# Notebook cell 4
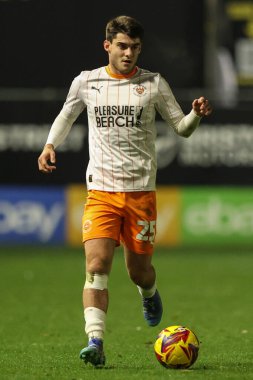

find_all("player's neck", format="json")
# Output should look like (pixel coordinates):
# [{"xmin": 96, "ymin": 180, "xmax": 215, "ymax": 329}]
[{"xmin": 106, "ymin": 65, "xmax": 138, "ymax": 79}]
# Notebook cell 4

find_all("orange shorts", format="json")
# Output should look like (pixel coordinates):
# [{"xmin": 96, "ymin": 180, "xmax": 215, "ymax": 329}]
[{"xmin": 82, "ymin": 190, "xmax": 157, "ymax": 255}]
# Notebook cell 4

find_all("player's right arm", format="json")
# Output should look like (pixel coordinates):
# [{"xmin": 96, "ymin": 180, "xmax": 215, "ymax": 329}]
[
  {"xmin": 38, "ymin": 144, "xmax": 56, "ymax": 173},
  {"xmin": 38, "ymin": 73, "xmax": 86, "ymax": 174},
  {"xmin": 37, "ymin": 111, "xmax": 76, "ymax": 173}
]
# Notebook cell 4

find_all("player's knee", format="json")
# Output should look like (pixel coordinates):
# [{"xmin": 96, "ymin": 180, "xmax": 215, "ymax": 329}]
[
  {"xmin": 128, "ymin": 265, "xmax": 155, "ymax": 287},
  {"xmin": 86, "ymin": 256, "xmax": 112, "ymax": 274}
]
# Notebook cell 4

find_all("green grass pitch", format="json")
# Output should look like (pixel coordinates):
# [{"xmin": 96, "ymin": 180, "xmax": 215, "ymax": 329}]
[{"xmin": 0, "ymin": 246, "xmax": 252, "ymax": 379}]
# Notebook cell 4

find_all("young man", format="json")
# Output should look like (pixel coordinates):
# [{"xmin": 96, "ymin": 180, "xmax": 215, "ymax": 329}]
[{"xmin": 38, "ymin": 15, "xmax": 212, "ymax": 367}]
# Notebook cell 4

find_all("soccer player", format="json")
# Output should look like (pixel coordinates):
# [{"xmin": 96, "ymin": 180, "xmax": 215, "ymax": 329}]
[{"xmin": 38, "ymin": 15, "xmax": 212, "ymax": 367}]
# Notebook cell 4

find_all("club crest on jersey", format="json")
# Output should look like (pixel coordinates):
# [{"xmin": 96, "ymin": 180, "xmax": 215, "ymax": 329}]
[{"xmin": 133, "ymin": 84, "xmax": 147, "ymax": 97}]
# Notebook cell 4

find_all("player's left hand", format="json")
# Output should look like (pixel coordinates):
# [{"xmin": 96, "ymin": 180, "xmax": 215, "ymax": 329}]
[{"xmin": 192, "ymin": 97, "xmax": 212, "ymax": 117}]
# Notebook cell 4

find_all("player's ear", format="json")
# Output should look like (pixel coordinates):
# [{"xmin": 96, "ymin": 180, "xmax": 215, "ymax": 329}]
[
  {"xmin": 138, "ymin": 42, "xmax": 142, "ymax": 54},
  {"xmin": 104, "ymin": 40, "xmax": 111, "ymax": 52}
]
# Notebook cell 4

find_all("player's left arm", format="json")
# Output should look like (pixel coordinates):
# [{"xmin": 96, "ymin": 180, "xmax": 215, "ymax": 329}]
[
  {"xmin": 176, "ymin": 96, "xmax": 213, "ymax": 137},
  {"xmin": 156, "ymin": 76, "xmax": 212, "ymax": 137},
  {"xmin": 192, "ymin": 96, "xmax": 212, "ymax": 117}
]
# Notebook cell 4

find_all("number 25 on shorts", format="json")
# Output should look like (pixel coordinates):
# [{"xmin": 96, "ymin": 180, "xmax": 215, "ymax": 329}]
[{"xmin": 136, "ymin": 220, "xmax": 156, "ymax": 243}]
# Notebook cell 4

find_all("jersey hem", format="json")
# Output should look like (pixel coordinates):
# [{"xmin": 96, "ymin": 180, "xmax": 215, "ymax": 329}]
[{"xmin": 86, "ymin": 186, "xmax": 156, "ymax": 192}]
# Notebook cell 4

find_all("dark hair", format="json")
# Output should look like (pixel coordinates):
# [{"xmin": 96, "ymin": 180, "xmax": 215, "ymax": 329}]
[{"xmin": 106, "ymin": 15, "xmax": 144, "ymax": 42}]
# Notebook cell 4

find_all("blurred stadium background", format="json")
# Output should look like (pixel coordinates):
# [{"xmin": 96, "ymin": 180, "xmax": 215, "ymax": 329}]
[{"xmin": 1, "ymin": 0, "xmax": 253, "ymax": 249}]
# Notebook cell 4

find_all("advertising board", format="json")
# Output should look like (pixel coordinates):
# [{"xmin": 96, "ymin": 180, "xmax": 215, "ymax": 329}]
[{"xmin": 0, "ymin": 186, "xmax": 65, "ymax": 244}]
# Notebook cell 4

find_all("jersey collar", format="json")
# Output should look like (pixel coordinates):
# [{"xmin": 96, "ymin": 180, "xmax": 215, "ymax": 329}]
[{"xmin": 105, "ymin": 65, "xmax": 138, "ymax": 79}]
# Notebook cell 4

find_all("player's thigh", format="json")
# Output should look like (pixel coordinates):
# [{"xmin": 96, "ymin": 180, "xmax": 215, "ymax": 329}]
[
  {"xmin": 84, "ymin": 238, "xmax": 116, "ymax": 274},
  {"xmin": 121, "ymin": 191, "xmax": 157, "ymax": 255},
  {"xmin": 82, "ymin": 190, "xmax": 122, "ymax": 246}
]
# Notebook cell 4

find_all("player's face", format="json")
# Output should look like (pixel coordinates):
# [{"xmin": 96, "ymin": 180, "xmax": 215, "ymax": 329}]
[{"xmin": 104, "ymin": 33, "xmax": 141, "ymax": 75}]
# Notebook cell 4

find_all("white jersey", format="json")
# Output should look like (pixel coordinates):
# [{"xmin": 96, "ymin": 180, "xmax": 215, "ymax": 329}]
[{"xmin": 47, "ymin": 66, "xmax": 200, "ymax": 191}]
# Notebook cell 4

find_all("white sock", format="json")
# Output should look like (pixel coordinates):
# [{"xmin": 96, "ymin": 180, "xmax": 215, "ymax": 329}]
[
  {"xmin": 137, "ymin": 283, "xmax": 157, "ymax": 298},
  {"xmin": 84, "ymin": 307, "xmax": 106, "ymax": 340}
]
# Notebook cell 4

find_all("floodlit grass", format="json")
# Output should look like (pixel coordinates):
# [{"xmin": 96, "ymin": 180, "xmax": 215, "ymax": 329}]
[{"xmin": 0, "ymin": 246, "xmax": 252, "ymax": 379}]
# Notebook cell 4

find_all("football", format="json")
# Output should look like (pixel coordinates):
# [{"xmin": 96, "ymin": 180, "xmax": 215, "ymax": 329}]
[{"xmin": 154, "ymin": 325, "xmax": 200, "ymax": 369}]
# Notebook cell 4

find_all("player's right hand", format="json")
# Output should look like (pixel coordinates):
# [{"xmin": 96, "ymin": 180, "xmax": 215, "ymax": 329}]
[{"xmin": 38, "ymin": 144, "xmax": 56, "ymax": 173}]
